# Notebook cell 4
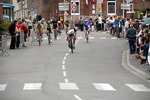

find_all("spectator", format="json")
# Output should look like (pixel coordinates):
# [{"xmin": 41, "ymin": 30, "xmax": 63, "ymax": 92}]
[
  {"xmin": 109, "ymin": 16, "xmax": 114, "ymax": 36},
  {"xmin": 22, "ymin": 22, "xmax": 28, "ymax": 43},
  {"xmin": 28, "ymin": 17, "xmax": 32, "ymax": 37},
  {"xmin": 113, "ymin": 16, "xmax": 118, "ymax": 36},
  {"xmin": 16, "ymin": 20, "xmax": 22, "ymax": 48},
  {"xmin": 98, "ymin": 15, "xmax": 102, "ymax": 31},
  {"xmin": 79, "ymin": 17, "xmax": 84, "ymax": 31},
  {"xmin": 95, "ymin": 16, "xmax": 99, "ymax": 32},
  {"xmin": 126, "ymin": 24, "xmax": 136, "ymax": 54},
  {"xmin": 118, "ymin": 17, "xmax": 123, "ymax": 38},
  {"xmin": 9, "ymin": 20, "xmax": 18, "ymax": 49}
]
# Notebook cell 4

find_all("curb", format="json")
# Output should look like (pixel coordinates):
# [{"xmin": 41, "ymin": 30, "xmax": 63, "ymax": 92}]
[{"xmin": 126, "ymin": 49, "xmax": 150, "ymax": 79}]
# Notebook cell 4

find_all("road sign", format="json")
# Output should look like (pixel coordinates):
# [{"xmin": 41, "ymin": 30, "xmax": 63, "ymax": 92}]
[
  {"xmin": 64, "ymin": 11, "xmax": 68, "ymax": 16},
  {"xmin": 59, "ymin": 2, "xmax": 69, "ymax": 11},
  {"xmin": 30, "ymin": 7, "xmax": 34, "ymax": 11},
  {"xmin": 121, "ymin": 4, "xmax": 131, "ymax": 9},
  {"xmin": 71, "ymin": 2, "xmax": 77, "ymax": 12}
]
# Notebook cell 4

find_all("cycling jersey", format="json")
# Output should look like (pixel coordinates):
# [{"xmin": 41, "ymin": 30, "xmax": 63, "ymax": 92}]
[
  {"xmin": 67, "ymin": 29, "xmax": 76, "ymax": 36},
  {"xmin": 65, "ymin": 21, "xmax": 70, "ymax": 27},
  {"xmin": 52, "ymin": 20, "xmax": 58, "ymax": 29},
  {"xmin": 46, "ymin": 24, "xmax": 52, "ymax": 33},
  {"xmin": 37, "ymin": 24, "xmax": 42, "ymax": 32}
]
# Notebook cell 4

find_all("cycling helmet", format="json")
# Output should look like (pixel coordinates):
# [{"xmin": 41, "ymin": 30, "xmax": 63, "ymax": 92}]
[
  {"xmin": 48, "ymin": 21, "xmax": 50, "ymax": 24},
  {"xmin": 74, "ymin": 27, "xmax": 78, "ymax": 32}
]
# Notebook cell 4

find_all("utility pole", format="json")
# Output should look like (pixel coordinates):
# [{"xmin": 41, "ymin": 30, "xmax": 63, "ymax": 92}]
[{"xmin": 20, "ymin": 0, "xmax": 23, "ymax": 20}]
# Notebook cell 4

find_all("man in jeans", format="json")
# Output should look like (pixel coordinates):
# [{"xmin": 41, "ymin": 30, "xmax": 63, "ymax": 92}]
[{"xmin": 126, "ymin": 24, "xmax": 136, "ymax": 54}]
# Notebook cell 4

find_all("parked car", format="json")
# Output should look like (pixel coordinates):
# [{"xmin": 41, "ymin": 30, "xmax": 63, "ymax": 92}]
[{"xmin": 139, "ymin": 18, "xmax": 150, "ymax": 28}]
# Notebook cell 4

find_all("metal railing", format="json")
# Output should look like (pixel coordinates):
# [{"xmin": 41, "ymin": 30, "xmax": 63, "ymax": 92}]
[{"xmin": 0, "ymin": 35, "xmax": 9, "ymax": 56}]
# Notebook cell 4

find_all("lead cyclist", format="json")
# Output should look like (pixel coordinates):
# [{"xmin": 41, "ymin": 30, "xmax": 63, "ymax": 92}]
[{"xmin": 66, "ymin": 27, "xmax": 78, "ymax": 49}]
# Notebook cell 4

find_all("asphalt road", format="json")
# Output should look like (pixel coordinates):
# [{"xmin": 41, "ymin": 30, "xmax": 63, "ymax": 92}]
[{"xmin": 0, "ymin": 30, "xmax": 150, "ymax": 100}]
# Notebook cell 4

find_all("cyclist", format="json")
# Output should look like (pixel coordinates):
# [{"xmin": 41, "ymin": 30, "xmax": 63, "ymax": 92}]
[
  {"xmin": 46, "ymin": 21, "xmax": 53, "ymax": 43},
  {"xmin": 66, "ymin": 27, "xmax": 78, "ymax": 49},
  {"xmin": 52, "ymin": 18, "xmax": 59, "ymax": 40},
  {"xmin": 35, "ymin": 21, "xmax": 43, "ymax": 42},
  {"xmin": 84, "ymin": 17, "xmax": 90, "ymax": 40},
  {"xmin": 58, "ymin": 20, "xmax": 62, "ymax": 34},
  {"xmin": 64, "ymin": 20, "xmax": 71, "ymax": 34}
]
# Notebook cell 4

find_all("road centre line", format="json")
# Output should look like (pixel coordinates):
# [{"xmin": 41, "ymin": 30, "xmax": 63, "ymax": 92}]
[
  {"xmin": 65, "ymin": 53, "xmax": 69, "ymax": 56},
  {"xmin": 64, "ymin": 56, "xmax": 66, "ymax": 60},
  {"xmin": 74, "ymin": 95, "xmax": 82, "ymax": 100},
  {"xmin": 62, "ymin": 60, "xmax": 65, "ymax": 65},
  {"xmin": 65, "ymin": 79, "xmax": 69, "ymax": 83},
  {"xmin": 63, "ymin": 71, "xmax": 67, "ymax": 77},
  {"xmin": 62, "ymin": 65, "xmax": 65, "ymax": 70}
]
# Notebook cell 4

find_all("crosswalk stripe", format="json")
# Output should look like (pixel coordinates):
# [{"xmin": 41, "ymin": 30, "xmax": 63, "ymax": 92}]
[
  {"xmin": 111, "ymin": 37, "xmax": 118, "ymax": 39},
  {"xmin": 59, "ymin": 83, "xmax": 79, "ymax": 90},
  {"xmin": 100, "ymin": 37, "xmax": 106, "ymax": 39},
  {"xmin": 93, "ymin": 83, "xmax": 116, "ymax": 91},
  {"xmin": 89, "ymin": 37, "xmax": 95, "ymax": 39},
  {"xmin": 23, "ymin": 83, "xmax": 42, "ymax": 90},
  {"xmin": 126, "ymin": 84, "xmax": 150, "ymax": 92},
  {"xmin": 0, "ymin": 84, "xmax": 7, "ymax": 91}
]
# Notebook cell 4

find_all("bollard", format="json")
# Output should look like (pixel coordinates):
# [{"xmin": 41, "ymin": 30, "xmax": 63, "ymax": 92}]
[{"xmin": 0, "ymin": 35, "xmax": 9, "ymax": 56}]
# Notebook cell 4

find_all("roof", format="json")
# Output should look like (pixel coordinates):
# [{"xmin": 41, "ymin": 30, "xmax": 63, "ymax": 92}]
[{"xmin": 0, "ymin": 3, "xmax": 15, "ymax": 8}]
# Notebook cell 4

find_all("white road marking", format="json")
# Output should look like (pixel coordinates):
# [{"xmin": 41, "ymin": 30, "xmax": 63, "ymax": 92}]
[
  {"xmin": 0, "ymin": 84, "xmax": 7, "ymax": 91},
  {"xmin": 74, "ymin": 95, "xmax": 82, "ymax": 100},
  {"xmin": 65, "ymin": 79, "xmax": 69, "ymax": 83},
  {"xmin": 111, "ymin": 37, "xmax": 118, "ymax": 39},
  {"xmin": 93, "ymin": 83, "xmax": 116, "ymax": 91},
  {"xmin": 66, "ymin": 53, "xmax": 69, "ymax": 56},
  {"xmin": 23, "ymin": 83, "xmax": 42, "ymax": 90},
  {"xmin": 63, "ymin": 71, "xmax": 67, "ymax": 77},
  {"xmin": 100, "ymin": 37, "xmax": 106, "ymax": 39},
  {"xmin": 62, "ymin": 60, "xmax": 65, "ymax": 65},
  {"xmin": 57, "ymin": 37, "xmax": 61, "ymax": 40},
  {"xmin": 62, "ymin": 65, "xmax": 65, "ymax": 70},
  {"xmin": 59, "ymin": 83, "xmax": 79, "ymax": 90},
  {"xmin": 64, "ymin": 56, "xmax": 66, "ymax": 60},
  {"xmin": 126, "ymin": 84, "xmax": 150, "ymax": 92},
  {"xmin": 89, "ymin": 37, "xmax": 95, "ymax": 39},
  {"xmin": 44, "ymin": 37, "xmax": 48, "ymax": 40}
]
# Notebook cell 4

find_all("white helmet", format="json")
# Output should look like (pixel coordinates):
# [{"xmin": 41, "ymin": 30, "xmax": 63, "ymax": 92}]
[{"xmin": 74, "ymin": 27, "xmax": 78, "ymax": 32}]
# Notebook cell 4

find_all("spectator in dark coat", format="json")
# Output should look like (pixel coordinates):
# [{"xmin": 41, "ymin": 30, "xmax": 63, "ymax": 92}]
[
  {"xmin": 22, "ymin": 22, "xmax": 28, "ymax": 42},
  {"xmin": 126, "ymin": 24, "xmax": 137, "ymax": 54},
  {"xmin": 9, "ymin": 20, "xmax": 18, "ymax": 49}
]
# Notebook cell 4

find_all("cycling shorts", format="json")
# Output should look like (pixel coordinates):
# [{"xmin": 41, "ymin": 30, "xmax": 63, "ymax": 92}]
[
  {"xmin": 37, "ymin": 28, "xmax": 42, "ymax": 32},
  {"xmin": 85, "ymin": 26, "xmax": 89, "ymax": 31}
]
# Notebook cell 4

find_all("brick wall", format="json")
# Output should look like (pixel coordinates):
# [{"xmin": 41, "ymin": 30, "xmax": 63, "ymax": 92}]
[
  {"xmin": 134, "ymin": 0, "xmax": 150, "ymax": 9},
  {"xmin": 0, "ymin": 4, "xmax": 3, "ymax": 22}
]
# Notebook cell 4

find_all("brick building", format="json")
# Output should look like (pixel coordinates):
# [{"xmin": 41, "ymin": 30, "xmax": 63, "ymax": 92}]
[{"xmin": 27, "ymin": 0, "xmax": 150, "ymax": 25}]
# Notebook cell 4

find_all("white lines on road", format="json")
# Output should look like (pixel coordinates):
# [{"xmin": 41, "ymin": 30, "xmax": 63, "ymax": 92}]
[
  {"xmin": 93, "ymin": 83, "xmax": 116, "ymax": 91},
  {"xmin": 62, "ymin": 60, "xmax": 65, "ymax": 65},
  {"xmin": 74, "ymin": 95, "xmax": 82, "ymax": 100},
  {"xmin": 64, "ymin": 79, "xmax": 69, "ymax": 83},
  {"xmin": 59, "ymin": 83, "xmax": 79, "ymax": 90},
  {"xmin": 126, "ymin": 84, "xmax": 150, "ymax": 92},
  {"xmin": 63, "ymin": 71, "xmax": 67, "ymax": 77},
  {"xmin": 111, "ymin": 37, "xmax": 118, "ymax": 39},
  {"xmin": 64, "ymin": 56, "xmax": 67, "ymax": 60},
  {"xmin": 0, "ymin": 84, "xmax": 7, "ymax": 91},
  {"xmin": 62, "ymin": 65, "xmax": 65, "ymax": 70},
  {"xmin": 100, "ymin": 37, "xmax": 106, "ymax": 39},
  {"xmin": 23, "ymin": 83, "xmax": 42, "ymax": 90},
  {"xmin": 65, "ymin": 53, "xmax": 69, "ymax": 56},
  {"xmin": 89, "ymin": 37, "xmax": 95, "ymax": 39}
]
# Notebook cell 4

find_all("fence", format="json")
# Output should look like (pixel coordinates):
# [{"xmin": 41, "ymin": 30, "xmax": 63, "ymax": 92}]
[{"xmin": 0, "ymin": 35, "xmax": 9, "ymax": 56}]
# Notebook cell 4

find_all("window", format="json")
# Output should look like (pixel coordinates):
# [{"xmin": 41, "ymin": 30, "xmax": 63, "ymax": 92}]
[
  {"xmin": 107, "ymin": 1, "xmax": 116, "ymax": 15},
  {"xmin": 71, "ymin": 0, "xmax": 80, "ymax": 15}
]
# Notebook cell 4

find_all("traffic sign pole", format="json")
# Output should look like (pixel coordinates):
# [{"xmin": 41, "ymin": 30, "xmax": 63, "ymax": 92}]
[{"xmin": 71, "ymin": 1, "xmax": 77, "ymax": 28}]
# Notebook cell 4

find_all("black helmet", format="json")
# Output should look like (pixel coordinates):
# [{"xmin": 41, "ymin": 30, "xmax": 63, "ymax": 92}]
[{"xmin": 74, "ymin": 27, "xmax": 78, "ymax": 32}]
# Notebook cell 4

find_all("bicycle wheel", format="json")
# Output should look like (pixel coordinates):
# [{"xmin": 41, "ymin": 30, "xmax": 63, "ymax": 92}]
[
  {"xmin": 54, "ymin": 29, "xmax": 57, "ymax": 40},
  {"xmin": 39, "ymin": 35, "xmax": 41, "ymax": 46},
  {"xmin": 70, "ymin": 37, "xmax": 73, "ymax": 53},
  {"xmin": 48, "ymin": 33, "xmax": 50, "ymax": 45},
  {"xmin": 87, "ymin": 32, "xmax": 89, "ymax": 43}
]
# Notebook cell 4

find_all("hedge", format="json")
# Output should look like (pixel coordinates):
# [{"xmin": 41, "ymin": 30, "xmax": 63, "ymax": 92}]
[{"xmin": 0, "ymin": 21, "xmax": 12, "ymax": 31}]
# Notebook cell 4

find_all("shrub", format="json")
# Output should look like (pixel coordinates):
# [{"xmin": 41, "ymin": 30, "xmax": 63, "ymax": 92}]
[{"xmin": 0, "ymin": 21, "xmax": 12, "ymax": 31}]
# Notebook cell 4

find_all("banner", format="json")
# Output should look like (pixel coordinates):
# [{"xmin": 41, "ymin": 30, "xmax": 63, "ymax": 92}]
[{"xmin": 98, "ymin": 2, "xmax": 102, "ymax": 13}]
